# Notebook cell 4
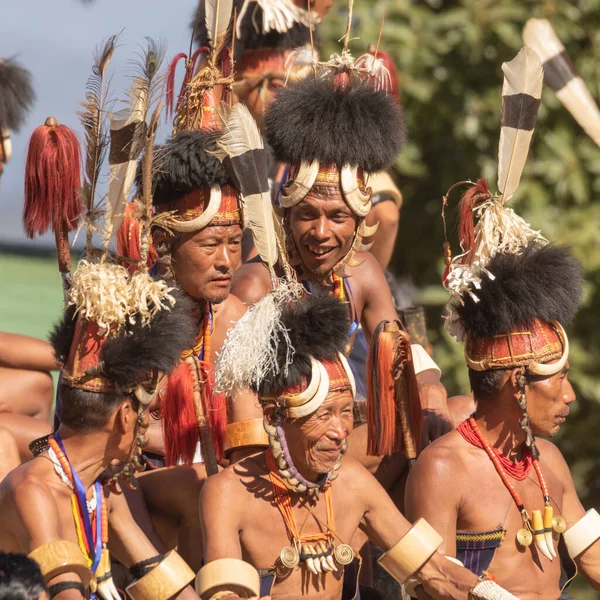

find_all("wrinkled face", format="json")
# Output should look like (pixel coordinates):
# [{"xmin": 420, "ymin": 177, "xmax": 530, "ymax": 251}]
[
  {"xmin": 282, "ymin": 390, "xmax": 354, "ymax": 478},
  {"xmin": 527, "ymin": 363, "xmax": 576, "ymax": 437},
  {"xmin": 171, "ymin": 224, "xmax": 243, "ymax": 304},
  {"xmin": 288, "ymin": 191, "xmax": 357, "ymax": 277}
]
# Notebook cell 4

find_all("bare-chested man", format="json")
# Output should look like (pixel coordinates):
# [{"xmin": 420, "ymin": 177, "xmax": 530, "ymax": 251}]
[
  {"xmin": 232, "ymin": 48, "xmax": 452, "ymax": 461},
  {"xmin": 197, "ymin": 292, "xmax": 517, "ymax": 600},
  {"xmin": 407, "ymin": 49, "xmax": 600, "ymax": 598},
  {"xmin": 0, "ymin": 244, "xmax": 199, "ymax": 600}
]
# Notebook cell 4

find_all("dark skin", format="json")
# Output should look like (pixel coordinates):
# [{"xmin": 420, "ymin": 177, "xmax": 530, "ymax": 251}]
[
  {"xmin": 406, "ymin": 363, "xmax": 600, "ymax": 599},
  {"xmin": 201, "ymin": 391, "xmax": 482, "ymax": 600},
  {"xmin": 232, "ymin": 191, "xmax": 453, "ymax": 448},
  {"xmin": 0, "ymin": 398, "xmax": 199, "ymax": 600},
  {"xmin": 130, "ymin": 224, "xmax": 263, "ymax": 569}
]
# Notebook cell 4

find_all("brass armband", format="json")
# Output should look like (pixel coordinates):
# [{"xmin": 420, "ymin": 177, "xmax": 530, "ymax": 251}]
[
  {"xmin": 378, "ymin": 518, "xmax": 443, "ymax": 584},
  {"xmin": 224, "ymin": 419, "xmax": 269, "ymax": 457},
  {"xmin": 126, "ymin": 550, "xmax": 195, "ymax": 600},
  {"xmin": 28, "ymin": 540, "xmax": 92, "ymax": 588},
  {"xmin": 196, "ymin": 558, "xmax": 260, "ymax": 600},
  {"xmin": 563, "ymin": 508, "xmax": 600, "ymax": 559}
]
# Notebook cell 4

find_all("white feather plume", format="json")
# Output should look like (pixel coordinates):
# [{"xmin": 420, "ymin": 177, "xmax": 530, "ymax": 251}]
[{"xmin": 205, "ymin": 0, "xmax": 233, "ymax": 53}]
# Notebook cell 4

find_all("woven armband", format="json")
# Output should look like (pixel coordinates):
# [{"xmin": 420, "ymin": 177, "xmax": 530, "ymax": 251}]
[
  {"xmin": 29, "ymin": 540, "xmax": 92, "ymax": 588},
  {"xmin": 563, "ymin": 509, "xmax": 600, "ymax": 559},
  {"xmin": 224, "ymin": 419, "xmax": 268, "ymax": 457},
  {"xmin": 48, "ymin": 581, "xmax": 86, "ymax": 599},
  {"xmin": 196, "ymin": 558, "xmax": 260, "ymax": 600},
  {"xmin": 126, "ymin": 550, "xmax": 195, "ymax": 600},
  {"xmin": 378, "ymin": 519, "xmax": 443, "ymax": 584}
]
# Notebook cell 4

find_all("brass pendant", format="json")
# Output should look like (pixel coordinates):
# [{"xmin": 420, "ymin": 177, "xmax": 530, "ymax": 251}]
[
  {"xmin": 552, "ymin": 515, "xmax": 567, "ymax": 533},
  {"xmin": 517, "ymin": 528, "xmax": 533, "ymax": 547},
  {"xmin": 334, "ymin": 544, "xmax": 354, "ymax": 565},
  {"xmin": 280, "ymin": 546, "xmax": 300, "ymax": 569}
]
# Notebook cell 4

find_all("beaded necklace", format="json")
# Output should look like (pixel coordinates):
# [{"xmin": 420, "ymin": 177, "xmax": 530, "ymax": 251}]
[
  {"xmin": 47, "ymin": 434, "xmax": 108, "ymax": 585},
  {"xmin": 458, "ymin": 417, "xmax": 566, "ymax": 556},
  {"xmin": 266, "ymin": 451, "xmax": 354, "ymax": 576},
  {"xmin": 180, "ymin": 303, "xmax": 213, "ymax": 361}
]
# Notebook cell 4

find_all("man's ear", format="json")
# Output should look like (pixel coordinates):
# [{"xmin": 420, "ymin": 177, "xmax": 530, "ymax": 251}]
[
  {"xmin": 508, "ymin": 368, "xmax": 525, "ymax": 399},
  {"xmin": 114, "ymin": 398, "xmax": 136, "ymax": 434}
]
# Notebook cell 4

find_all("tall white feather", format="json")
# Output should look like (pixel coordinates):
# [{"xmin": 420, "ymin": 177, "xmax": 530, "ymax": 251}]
[
  {"xmin": 212, "ymin": 103, "xmax": 279, "ymax": 281},
  {"xmin": 205, "ymin": 0, "xmax": 233, "ymax": 53},
  {"xmin": 497, "ymin": 47, "xmax": 543, "ymax": 203}
]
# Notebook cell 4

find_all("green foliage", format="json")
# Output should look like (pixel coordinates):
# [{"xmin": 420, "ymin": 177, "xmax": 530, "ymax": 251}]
[{"xmin": 321, "ymin": 0, "xmax": 600, "ymax": 510}]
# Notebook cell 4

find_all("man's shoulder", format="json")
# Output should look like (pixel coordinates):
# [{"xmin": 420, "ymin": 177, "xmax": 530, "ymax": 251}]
[
  {"xmin": 216, "ymin": 293, "xmax": 248, "ymax": 323},
  {"xmin": 231, "ymin": 260, "xmax": 271, "ymax": 305},
  {"xmin": 0, "ymin": 460, "xmax": 57, "ymax": 515},
  {"xmin": 413, "ymin": 430, "xmax": 469, "ymax": 474},
  {"xmin": 206, "ymin": 453, "xmax": 267, "ymax": 495},
  {"xmin": 536, "ymin": 437, "xmax": 570, "ymax": 472},
  {"xmin": 348, "ymin": 252, "xmax": 380, "ymax": 283}
]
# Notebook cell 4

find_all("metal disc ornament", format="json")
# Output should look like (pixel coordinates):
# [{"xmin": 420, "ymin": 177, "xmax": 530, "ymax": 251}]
[
  {"xmin": 334, "ymin": 544, "xmax": 354, "ymax": 565},
  {"xmin": 516, "ymin": 528, "xmax": 533, "ymax": 547},
  {"xmin": 280, "ymin": 546, "xmax": 300, "ymax": 569},
  {"xmin": 552, "ymin": 515, "xmax": 567, "ymax": 533}
]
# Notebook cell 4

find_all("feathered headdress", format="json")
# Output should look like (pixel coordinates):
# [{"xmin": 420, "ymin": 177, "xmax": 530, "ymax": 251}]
[
  {"xmin": 0, "ymin": 57, "xmax": 35, "ymax": 132},
  {"xmin": 523, "ymin": 18, "xmax": 600, "ymax": 149},
  {"xmin": 265, "ymin": 3, "xmax": 405, "ymax": 276},
  {"xmin": 442, "ymin": 47, "xmax": 583, "ymax": 377},
  {"xmin": 442, "ymin": 47, "xmax": 546, "ymax": 340},
  {"xmin": 23, "ymin": 37, "xmax": 190, "ymax": 403}
]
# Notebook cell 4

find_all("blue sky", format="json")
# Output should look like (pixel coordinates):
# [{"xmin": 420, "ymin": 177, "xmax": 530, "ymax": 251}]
[{"xmin": 0, "ymin": 0, "xmax": 197, "ymax": 247}]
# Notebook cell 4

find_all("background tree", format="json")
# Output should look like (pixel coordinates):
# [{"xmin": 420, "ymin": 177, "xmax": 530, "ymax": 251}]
[{"xmin": 322, "ymin": 0, "xmax": 600, "ymax": 516}]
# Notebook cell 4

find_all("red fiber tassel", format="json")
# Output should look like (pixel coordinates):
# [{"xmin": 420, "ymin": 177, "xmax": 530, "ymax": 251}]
[
  {"xmin": 166, "ymin": 53, "xmax": 188, "ymax": 118},
  {"xmin": 199, "ymin": 361, "xmax": 227, "ymax": 463},
  {"xmin": 366, "ymin": 323, "xmax": 423, "ymax": 458},
  {"xmin": 23, "ymin": 117, "xmax": 82, "ymax": 239},
  {"xmin": 458, "ymin": 178, "xmax": 489, "ymax": 263},
  {"xmin": 161, "ymin": 361, "xmax": 200, "ymax": 466},
  {"xmin": 116, "ymin": 201, "xmax": 157, "ymax": 273}
]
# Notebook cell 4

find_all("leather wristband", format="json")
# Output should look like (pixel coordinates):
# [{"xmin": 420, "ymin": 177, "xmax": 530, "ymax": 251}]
[
  {"xmin": 196, "ymin": 558, "xmax": 260, "ymax": 600},
  {"xmin": 126, "ymin": 550, "xmax": 194, "ymax": 600},
  {"xmin": 224, "ymin": 419, "xmax": 269, "ymax": 457},
  {"xmin": 48, "ymin": 581, "xmax": 86, "ymax": 599},
  {"xmin": 28, "ymin": 540, "xmax": 92, "ymax": 588},
  {"xmin": 563, "ymin": 508, "xmax": 600, "ymax": 559},
  {"xmin": 378, "ymin": 518, "xmax": 443, "ymax": 584}
]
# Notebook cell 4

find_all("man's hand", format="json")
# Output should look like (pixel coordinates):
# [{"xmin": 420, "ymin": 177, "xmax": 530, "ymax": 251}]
[
  {"xmin": 417, "ymin": 371, "xmax": 453, "ymax": 445},
  {"xmin": 417, "ymin": 553, "xmax": 478, "ymax": 600}
]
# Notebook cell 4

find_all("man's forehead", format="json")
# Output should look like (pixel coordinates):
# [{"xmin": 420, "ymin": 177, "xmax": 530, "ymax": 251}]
[
  {"xmin": 318, "ymin": 390, "xmax": 354, "ymax": 410},
  {"xmin": 297, "ymin": 194, "xmax": 349, "ymax": 212},
  {"xmin": 190, "ymin": 224, "xmax": 243, "ymax": 241}
]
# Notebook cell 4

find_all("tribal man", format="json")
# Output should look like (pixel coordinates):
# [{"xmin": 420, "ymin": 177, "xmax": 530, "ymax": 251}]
[
  {"xmin": 232, "ymin": 41, "xmax": 452, "ymax": 456},
  {"xmin": 0, "ymin": 67, "xmax": 200, "ymax": 598},
  {"xmin": 406, "ymin": 48, "xmax": 600, "ymax": 598},
  {"xmin": 197, "ymin": 292, "xmax": 517, "ymax": 600}
]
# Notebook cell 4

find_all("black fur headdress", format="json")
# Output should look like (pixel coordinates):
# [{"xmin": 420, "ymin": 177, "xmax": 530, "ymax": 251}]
[
  {"xmin": 192, "ymin": 0, "xmax": 312, "ymax": 57},
  {"xmin": 455, "ymin": 244, "xmax": 583, "ymax": 340},
  {"xmin": 265, "ymin": 75, "xmax": 405, "ymax": 173},
  {"xmin": 137, "ymin": 130, "xmax": 230, "ymax": 206},
  {"xmin": 0, "ymin": 57, "xmax": 35, "ymax": 131},
  {"xmin": 257, "ymin": 291, "xmax": 350, "ymax": 397},
  {"xmin": 50, "ymin": 289, "xmax": 196, "ymax": 392}
]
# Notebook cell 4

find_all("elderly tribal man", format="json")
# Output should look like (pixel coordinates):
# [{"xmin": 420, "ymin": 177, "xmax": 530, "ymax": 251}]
[
  {"xmin": 196, "ymin": 292, "xmax": 518, "ymax": 600},
  {"xmin": 406, "ymin": 48, "xmax": 600, "ymax": 599}
]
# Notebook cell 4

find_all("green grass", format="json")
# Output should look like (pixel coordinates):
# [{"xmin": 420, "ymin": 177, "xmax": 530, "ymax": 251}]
[{"xmin": 0, "ymin": 252, "xmax": 64, "ymax": 339}]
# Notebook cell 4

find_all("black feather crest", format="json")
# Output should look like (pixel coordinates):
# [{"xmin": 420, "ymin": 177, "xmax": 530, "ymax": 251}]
[
  {"xmin": 258, "ymin": 291, "xmax": 350, "ymax": 396},
  {"xmin": 455, "ymin": 244, "xmax": 583, "ymax": 340},
  {"xmin": 100, "ymin": 290, "xmax": 196, "ymax": 390},
  {"xmin": 265, "ymin": 75, "xmax": 405, "ymax": 173},
  {"xmin": 139, "ymin": 130, "xmax": 230, "ymax": 205},
  {"xmin": 50, "ymin": 304, "xmax": 79, "ymax": 365},
  {"xmin": 0, "ymin": 57, "xmax": 35, "ymax": 131}
]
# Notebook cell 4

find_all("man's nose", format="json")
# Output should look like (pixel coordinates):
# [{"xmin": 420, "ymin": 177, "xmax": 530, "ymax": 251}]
[
  {"xmin": 214, "ymin": 245, "xmax": 233, "ymax": 271},
  {"xmin": 564, "ymin": 380, "xmax": 576, "ymax": 406},
  {"xmin": 312, "ymin": 216, "xmax": 331, "ymax": 241}
]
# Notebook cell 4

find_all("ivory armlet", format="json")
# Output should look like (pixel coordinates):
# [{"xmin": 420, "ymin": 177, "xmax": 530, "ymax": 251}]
[
  {"xmin": 224, "ymin": 419, "xmax": 268, "ymax": 457},
  {"xmin": 563, "ymin": 508, "xmax": 600, "ymax": 559},
  {"xmin": 28, "ymin": 540, "xmax": 92, "ymax": 588},
  {"xmin": 378, "ymin": 518, "xmax": 443, "ymax": 584},
  {"xmin": 126, "ymin": 550, "xmax": 195, "ymax": 600},
  {"xmin": 196, "ymin": 558, "xmax": 260, "ymax": 600}
]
